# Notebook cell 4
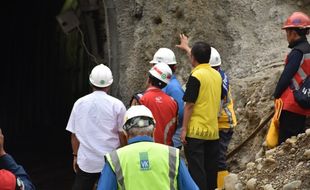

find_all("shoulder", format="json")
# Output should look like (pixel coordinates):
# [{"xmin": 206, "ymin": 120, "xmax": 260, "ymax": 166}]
[
  {"xmin": 162, "ymin": 91, "xmax": 177, "ymax": 102},
  {"xmin": 289, "ymin": 48, "xmax": 304, "ymax": 57},
  {"xmin": 115, "ymin": 142, "xmax": 148, "ymax": 154},
  {"xmin": 287, "ymin": 49, "xmax": 304, "ymax": 65},
  {"xmin": 167, "ymin": 79, "xmax": 184, "ymax": 91},
  {"xmin": 102, "ymin": 93, "xmax": 120, "ymax": 103},
  {"xmin": 168, "ymin": 96, "xmax": 178, "ymax": 107},
  {"xmin": 141, "ymin": 89, "xmax": 161, "ymax": 99},
  {"xmin": 169, "ymin": 77, "xmax": 181, "ymax": 86},
  {"xmin": 213, "ymin": 69, "xmax": 222, "ymax": 80},
  {"xmin": 186, "ymin": 75, "xmax": 200, "ymax": 88},
  {"xmin": 151, "ymin": 142, "xmax": 178, "ymax": 152},
  {"xmin": 109, "ymin": 96, "xmax": 126, "ymax": 109},
  {"xmin": 95, "ymin": 94, "xmax": 125, "ymax": 112},
  {"xmin": 219, "ymin": 70, "xmax": 229, "ymax": 81},
  {"xmin": 188, "ymin": 73, "xmax": 200, "ymax": 82},
  {"xmin": 73, "ymin": 93, "xmax": 93, "ymax": 107},
  {"xmin": 110, "ymin": 96, "xmax": 125, "ymax": 105},
  {"xmin": 219, "ymin": 69, "xmax": 228, "ymax": 77},
  {"xmin": 293, "ymin": 41, "xmax": 310, "ymax": 53}
]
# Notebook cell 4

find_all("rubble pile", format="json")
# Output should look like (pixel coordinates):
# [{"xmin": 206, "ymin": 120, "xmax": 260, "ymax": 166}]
[{"xmin": 225, "ymin": 129, "xmax": 310, "ymax": 190}]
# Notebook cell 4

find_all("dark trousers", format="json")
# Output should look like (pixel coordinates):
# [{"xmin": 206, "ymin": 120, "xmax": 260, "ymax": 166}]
[
  {"xmin": 72, "ymin": 168, "xmax": 100, "ymax": 190},
  {"xmin": 218, "ymin": 129, "xmax": 233, "ymax": 171},
  {"xmin": 184, "ymin": 137, "xmax": 219, "ymax": 190},
  {"xmin": 278, "ymin": 110, "xmax": 306, "ymax": 144}
]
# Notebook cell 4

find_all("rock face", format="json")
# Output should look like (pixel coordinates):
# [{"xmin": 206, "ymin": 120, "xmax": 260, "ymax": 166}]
[
  {"xmin": 113, "ymin": 0, "xmax": 310, "ymax": 168},
  {"xmin": 114, "ymin": 0, "xmax": 309, "ymax": 106},
  {"xmin": 109, "ymin": 0, "xmax": 310, "ymax": 189}
]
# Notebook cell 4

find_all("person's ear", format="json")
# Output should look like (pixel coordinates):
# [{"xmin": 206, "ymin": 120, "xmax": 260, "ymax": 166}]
[
  {"xmin": 147, "ymin": 76, "xmax": 151, "ymax": 84},
  {"xmin": 124, "ymin": 131, "xmax": 129, "ymax": 142},
  {"xmin": 151, "ymin": 126, "xmax": 155, "ymax": 138}
]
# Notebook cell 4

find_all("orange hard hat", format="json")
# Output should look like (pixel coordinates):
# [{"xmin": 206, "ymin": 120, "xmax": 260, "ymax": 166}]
[
  {"xmin": 282, "ymin": 12, "xmax": 310, "ymax": 29},
  {"xmin": 0, "ymin": 169, "xmax": 16, "ymax": 190}
]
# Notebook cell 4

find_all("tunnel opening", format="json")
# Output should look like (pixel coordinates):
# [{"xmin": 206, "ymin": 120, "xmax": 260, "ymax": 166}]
[{"xmin": 2, "ymin": 1, "xmax": 109, "ymax": 189}]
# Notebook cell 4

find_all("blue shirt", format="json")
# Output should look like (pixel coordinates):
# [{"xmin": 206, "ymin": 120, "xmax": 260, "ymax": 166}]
[
  {"xmin": 218, "ymin": 69, "xmax": 229, "ymax": 99},
  {"xmin": 0, "ymin": 154, "xmax": 36, "ymax": 190},
  {"xmin": 97, "ymin": 136, "xmax": 199, "ymax": 190},
  {"xmin": 162, "ymin": 75, "xmax": 184, "ymax": 147}
]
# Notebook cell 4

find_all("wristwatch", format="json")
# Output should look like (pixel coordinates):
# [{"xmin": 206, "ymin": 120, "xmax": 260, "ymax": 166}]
[{"xmin": 16, "ymin": 177, "xmax": 24, "ymax": 190}]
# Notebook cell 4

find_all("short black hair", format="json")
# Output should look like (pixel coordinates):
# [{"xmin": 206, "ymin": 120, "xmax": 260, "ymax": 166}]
[
  {"xmin": 168, "ymin": 65, "xmax": 176, "ymax": 73},
  {"xmin": 289, "ymin": 28, "xmax": 309, "ymax": 36},
  {"xmin": 149, "ymin": 74, "xmax": 167, "ymax": 89},
  {"xmin": 191, "ymin": 42, "xmax": 211, "ymax": 64}
]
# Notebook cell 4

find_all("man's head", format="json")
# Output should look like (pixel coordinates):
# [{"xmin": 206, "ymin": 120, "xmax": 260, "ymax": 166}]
[
  {"xmin": 282, "ymin": 12, "xmax": 310, "ymax": 44},
  {"xmin": 148, "ymin": 63, "xmax": 172, "ymax": 89},
  {"xmin": 123, "ymin": 105, "xmax": 156, "ymax": 139},
  {"xmin": 150, "ymin": 48, "xmax": 177, "ymax": 73},
  {"xmin": 89, "ymin": 64, "xmax": 113, "ymax": 91},
  {"xmin": 190, "ymin": 42, "xmax": 211, "ymax": 67}
]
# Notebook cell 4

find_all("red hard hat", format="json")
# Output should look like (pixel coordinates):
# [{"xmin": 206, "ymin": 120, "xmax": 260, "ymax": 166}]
[
  {"xmin": 282, "ymin": 12, "xmax": 310, "ymax": 29},
  {"xmin": 0, "ymin": 169, "xmax": 16, "ymax": 190}
]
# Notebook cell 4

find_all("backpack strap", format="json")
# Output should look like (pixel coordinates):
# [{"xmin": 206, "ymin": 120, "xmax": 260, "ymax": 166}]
[{"xmin": 129, "ymin": 92, "xmax": 144, "ymax": 106}]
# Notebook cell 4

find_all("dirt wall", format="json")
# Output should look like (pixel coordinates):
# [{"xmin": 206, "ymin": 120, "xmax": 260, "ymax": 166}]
[{"xmin": 112, "ymin": 0, "xmax": 310, "ymax": 168}]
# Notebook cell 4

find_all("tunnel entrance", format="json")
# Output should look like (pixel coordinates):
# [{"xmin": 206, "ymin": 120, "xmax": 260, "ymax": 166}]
[{"xmin": 2, "ymin": 1, "xmax": 110, "ymax": 189}]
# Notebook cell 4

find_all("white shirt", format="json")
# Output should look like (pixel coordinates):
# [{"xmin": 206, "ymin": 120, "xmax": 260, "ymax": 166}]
[{"xmin": 66, "ymin": 91, "xmax": 126, "ymax": 173}]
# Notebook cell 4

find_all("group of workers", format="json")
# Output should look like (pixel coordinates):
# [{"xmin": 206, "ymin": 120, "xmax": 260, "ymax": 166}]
[
  {"xmin": 0, "ymin": 11, "xmax": 309, "ymax": 190},
  {"xmin": 65, "ymin": 11, "xmax": 310, "ymax": 190},
  {"xmin": 66, "ymin": 34, "xmax": 237, "ymax": 190}
]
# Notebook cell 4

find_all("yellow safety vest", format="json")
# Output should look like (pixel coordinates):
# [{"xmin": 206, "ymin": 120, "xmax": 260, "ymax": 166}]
[
  {"xmin": 187, "ymin": 64, "xmax": 222, "ymax": 140},
  {"xmin": 218, "ymin": 91, "xmax": 237, "ymax": 129},
  {"xmin": 105, "ymin": 141, "xmax": 179, "ymax": 190}
]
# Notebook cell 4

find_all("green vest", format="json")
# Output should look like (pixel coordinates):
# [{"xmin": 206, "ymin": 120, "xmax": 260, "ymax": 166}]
[
  {"xmin": 187, "ymin": 63, "xmax": 222, "ymax": 140},
  {"xmin": 106, "ymin": 141, "xmax": 179, "ymax": 190}
]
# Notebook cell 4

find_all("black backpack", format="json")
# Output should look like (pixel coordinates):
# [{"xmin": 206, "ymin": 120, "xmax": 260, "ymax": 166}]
[{"xmin": 293, "ymin": 76, "xmax": 310, "ymax": 109}]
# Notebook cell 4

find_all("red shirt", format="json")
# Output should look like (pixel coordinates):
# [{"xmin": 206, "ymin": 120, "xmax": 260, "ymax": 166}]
[{"xmin": 139, "ymin": 87, "xmax": 178, "ymax": 145}]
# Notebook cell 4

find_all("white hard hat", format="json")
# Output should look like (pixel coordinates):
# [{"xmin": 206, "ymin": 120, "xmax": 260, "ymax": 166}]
[
  {"xmin": 89, "ymin": 64, "xmax": 113, "ymax": 87},
  {"xmin": 149, "ymin": 62, "xmax": 172, "ymax": 84},
  {"xmin": 150, "ymin": 48, "xmax": 177, "ymax": 65},
  {"xmin": 210, "ymin": 47, "xmax": 221, "ymax": 67},
  {"xmin": 123, "ymin": 105, "xmax": 156, "ymax": 131}
]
